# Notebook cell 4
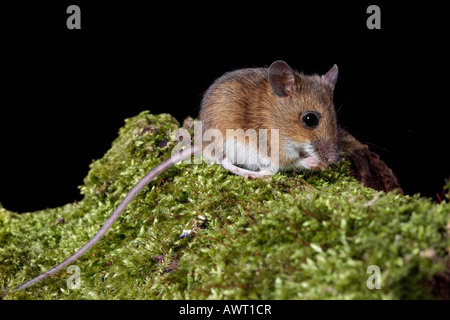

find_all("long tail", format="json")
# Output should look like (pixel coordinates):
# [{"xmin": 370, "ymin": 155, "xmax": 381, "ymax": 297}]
[{"xmin": 14, "ymin": 146, "xmax": 199, "ymax": 291}]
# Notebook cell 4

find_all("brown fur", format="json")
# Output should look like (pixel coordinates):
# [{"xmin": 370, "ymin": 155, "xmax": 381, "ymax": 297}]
[{"xmin": 199, "ymin": 64, "xmax": 339, "ymax": 169}]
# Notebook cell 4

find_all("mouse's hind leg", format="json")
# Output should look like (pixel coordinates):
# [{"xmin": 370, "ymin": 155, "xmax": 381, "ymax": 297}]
[{"xmin": 221, "ymin": 157, "xmax": 273, "ymax": 179}]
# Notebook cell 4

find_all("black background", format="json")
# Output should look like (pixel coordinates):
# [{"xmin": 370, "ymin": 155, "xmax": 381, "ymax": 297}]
[{"xmin": 0, "ymin": 1, "xmax": 448, "ymax": 213}]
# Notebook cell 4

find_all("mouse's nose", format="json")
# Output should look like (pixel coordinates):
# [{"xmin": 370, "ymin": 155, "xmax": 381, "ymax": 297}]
[
  {"xmin": 315, "ymin": 139, "xmax": 339, "ymax": 164},
  {"xmin": 325, "ymin": 151, "xmax": 339, "ymax": 164}
]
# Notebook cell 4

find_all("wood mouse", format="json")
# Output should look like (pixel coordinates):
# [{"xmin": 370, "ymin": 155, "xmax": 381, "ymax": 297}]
[{"xmin": 15, "ymin": 60, "xmax": 340, "ymax": 291}]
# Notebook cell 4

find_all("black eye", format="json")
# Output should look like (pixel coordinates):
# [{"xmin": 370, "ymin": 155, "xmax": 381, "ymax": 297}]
[{"xmin": 301, "ymin": 111, "xmax": 320, "ymax": 128}]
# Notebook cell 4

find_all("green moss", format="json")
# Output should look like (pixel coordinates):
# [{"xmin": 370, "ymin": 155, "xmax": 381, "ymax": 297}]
[{"xmin": 1, "ymin": 111, "xmax": 449, "ymax": 299}]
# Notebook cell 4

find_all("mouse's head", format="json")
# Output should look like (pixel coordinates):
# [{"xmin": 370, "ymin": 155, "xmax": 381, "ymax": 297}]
[{"xmin": 267, "ymin": 60, "xmax": 340, "ymax": 171}]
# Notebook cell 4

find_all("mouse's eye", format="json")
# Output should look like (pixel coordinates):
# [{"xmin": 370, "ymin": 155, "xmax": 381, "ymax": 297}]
[{"xmin": 301, "ymin": 111, "xmax": 320, "ymax": 128}]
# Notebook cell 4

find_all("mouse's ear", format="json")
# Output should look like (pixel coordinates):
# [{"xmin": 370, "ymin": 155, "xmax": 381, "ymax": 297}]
[
  {"xmin": 268, "ymin": 60, "xmax": 295, "ymax": 97},
  {"xmin": 322, "ymin": 64, "xmax": 339, "ymax": 90}
]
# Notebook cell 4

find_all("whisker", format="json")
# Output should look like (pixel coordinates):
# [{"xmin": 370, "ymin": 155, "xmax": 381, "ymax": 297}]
[
  {"xmin": 360, "ymin": 141, "xmax": 392, "ymax": 154},
  {"xmin": 335, "ymin": 80, "xmax": 365, "ymax": 116},
  {"xmin": 347, "ymin": 152, "xmax": 363, "ymax": 165}
]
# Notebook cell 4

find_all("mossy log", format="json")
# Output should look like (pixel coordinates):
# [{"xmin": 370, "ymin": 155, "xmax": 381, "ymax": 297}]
[{"xmin": 1, "ymin": 112, "xmax": 449, "ymax": 299}]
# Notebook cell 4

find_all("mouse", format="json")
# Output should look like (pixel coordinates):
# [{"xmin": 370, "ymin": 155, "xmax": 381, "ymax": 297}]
[{"xmin": 14, "ymin": 60, "xmax": 340, "ymax": 291}]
